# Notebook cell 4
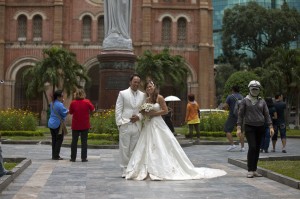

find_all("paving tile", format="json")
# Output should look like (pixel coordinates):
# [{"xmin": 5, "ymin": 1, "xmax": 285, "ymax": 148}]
[{"xmin": 0, "ymin": 138, "xmax": 300, "ymax": 198}]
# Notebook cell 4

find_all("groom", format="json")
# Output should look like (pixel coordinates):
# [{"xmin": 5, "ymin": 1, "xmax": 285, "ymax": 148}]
[{"xmin": 115, "ymin": 73, "xmax": 146, "ymax": 178}]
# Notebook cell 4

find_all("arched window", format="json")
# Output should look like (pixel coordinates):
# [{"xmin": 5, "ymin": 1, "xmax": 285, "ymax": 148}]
[
  {"xmin": 33, "ymin": 15, "xmax": 42, "ymax": 41},
  {"xmin": 162, "ymin": 17, "xmax": 172, "ymax": 43},
  {"xmin": 82, "ymin": 15, "xmax": 92, "ymax": 42},
  {"xmin": 17, "ymin": 15, "xmax": 27, "ymax": 41},
  {"xmin": 177, "ymin": 17, "xmax": 187, "ymax": 43},
  {"xmin": 98, "ymin": 16, "xmax": 104, "ymax": 44}
]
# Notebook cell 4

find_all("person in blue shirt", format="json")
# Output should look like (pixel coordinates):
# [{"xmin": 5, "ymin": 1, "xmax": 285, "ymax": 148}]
[
  {"xmin": 272, "ymin": 93, "xmax": 287, "ymax": 153},
  {"xmin": 48, "ymin": 90, "xmax": 69, "ymax": 160},
  {"xmin": 223, "ymin": 85, "xmax": 245, "ymax": 152}
]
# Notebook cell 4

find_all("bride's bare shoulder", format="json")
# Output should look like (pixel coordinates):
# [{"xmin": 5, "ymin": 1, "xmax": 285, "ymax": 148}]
[{"xmin": 156, "ymin": 95, "xmax": 165, "ymax": 102}]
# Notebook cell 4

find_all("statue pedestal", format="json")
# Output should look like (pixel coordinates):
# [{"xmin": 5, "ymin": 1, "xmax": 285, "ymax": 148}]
[{"xmin": 97, "ymin": 50, "xmax": 136, "ymax": 109}]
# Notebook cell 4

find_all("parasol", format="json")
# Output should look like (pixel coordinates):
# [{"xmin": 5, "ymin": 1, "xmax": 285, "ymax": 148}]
[{"xmin": 164, "ymin": 95, "xmax": 181, "ymax": 102}]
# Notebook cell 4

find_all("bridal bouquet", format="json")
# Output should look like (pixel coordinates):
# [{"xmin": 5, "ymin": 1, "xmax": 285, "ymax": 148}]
[{"xmin": 139, "ymin": 103, "xmax": 154, "ymax": 113}]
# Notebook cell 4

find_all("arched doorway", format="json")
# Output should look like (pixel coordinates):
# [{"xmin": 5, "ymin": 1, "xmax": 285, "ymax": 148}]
[{"xmin": 14, "ymin": 66, "xmax": 43, "ymax": 118}]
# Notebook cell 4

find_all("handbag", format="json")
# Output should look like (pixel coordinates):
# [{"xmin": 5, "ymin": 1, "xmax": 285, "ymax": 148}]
[
  {"xmin": 58, "ymin": 121, "xmax": 68, "ymax": 135},
  {"xmin": 52, "ymin": 103, "xmax": 68, "ymax": 135}
]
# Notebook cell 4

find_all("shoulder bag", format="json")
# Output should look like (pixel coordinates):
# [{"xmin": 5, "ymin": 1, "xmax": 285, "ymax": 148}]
[{"xmin": 52, "ymin": 103, "xmax": 68, "ymax": 135}]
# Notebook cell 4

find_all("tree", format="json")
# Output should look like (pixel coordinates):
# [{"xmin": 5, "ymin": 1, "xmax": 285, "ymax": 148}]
[
  {"xmin": 223, "ymin": 71, "xmax": 259, "ymax": 101},
  {"xmin": 215, "ymin": 64, "xmax": 237, "ymax": 105},
  {"xmin": 135, "ymin": 48, "xmax": 189, "ymax": 88},
  {"xmin": 23, "ymin": 46, "xmax": 90, "ymax": 105},
  {"xmin": 222, "ymin": 1, "xmax": 300, "ymax": 68},
  {"xmin": 265, "ymin": 47, "xmax": 300, "ymax": 127}
]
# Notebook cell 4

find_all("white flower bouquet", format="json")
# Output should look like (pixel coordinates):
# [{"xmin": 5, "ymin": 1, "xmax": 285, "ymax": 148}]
[{"xmin": 139, "ymin": 103, "xmax": 154, "ymax": 113}]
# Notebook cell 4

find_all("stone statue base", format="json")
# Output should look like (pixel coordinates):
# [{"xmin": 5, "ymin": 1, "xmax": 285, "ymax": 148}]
[
  {"xmin": 103, "ymin": 33, "xmax": 133, "ymax": 51},
  {"xmin": 97, "ymin": 50, "xmax": 136, "ymax": 109}
]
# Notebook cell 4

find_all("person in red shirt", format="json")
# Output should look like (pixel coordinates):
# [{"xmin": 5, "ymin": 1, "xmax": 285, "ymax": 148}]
[{"xmin": 69, "ymin": 88, "xmax": 95, "ymax": 162}]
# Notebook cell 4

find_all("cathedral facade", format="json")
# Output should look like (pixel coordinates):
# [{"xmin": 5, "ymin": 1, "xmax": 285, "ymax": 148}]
[{"xmin": 0, "ymin": 0, "xmax": 215, "ymax": 125}]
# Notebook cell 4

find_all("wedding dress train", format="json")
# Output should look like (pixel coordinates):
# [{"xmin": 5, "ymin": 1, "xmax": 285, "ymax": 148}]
[{"xmin": 126, "ymin": 103, "xmax": 226, "ymax": 180}]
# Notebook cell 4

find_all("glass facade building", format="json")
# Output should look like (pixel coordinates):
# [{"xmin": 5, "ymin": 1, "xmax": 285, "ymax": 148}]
[{"xmin": 213, "ymin": 0, "xmax": 300, "ymax": 60}]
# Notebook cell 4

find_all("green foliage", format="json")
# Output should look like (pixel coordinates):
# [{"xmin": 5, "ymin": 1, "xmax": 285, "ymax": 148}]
[
  {"xmin": 3, "ymin": 162, "xmax": 17, "ymax": 171},
  {"xmin": 287, "ymin": 129, "xmax": 300, "ymax": 136},
  {"xmin": 0, "ymin": 131, "xmax": 43, "ymax": 136},
  {"xmin": 223, "ymin": 71, "xmax": 259, "ymax": 100},
  {"xmin": 222, "ymin": 1, "xmax": 300, "ymax": 68},
  {"xmin": 88, "ymin": 133, "xmax": 119, "ymax": 142},
  {"xmin": 258, "ymin": 160, "xmax": 300, "ymax": 180},
  {"xmin": 183, "ymin": 111, "xmax": 228, "ymax": 136},
  {"xmin": 90, "ymin": 109, "xmax": 118, "ymax": 135},
  {"xmin": 23, "ymin": 46, "xmax": 90, "ymax": 104},
  {"xmin": 135, "ymin": 48, "xmax": 189, "ymax": 88},
  {"xmin": 199, "ymin": 111, "xmax": 228, "ymax": 132},
  {"xmin": 215, "ymin": 64, "xmax": 237, "ymax": 105},
  {"xmin": 263, "ymin": 47, "xmax": 300, "ymax": 100},
  {"xmin": 0, "ymin": 109, "xmax": 38, "ymax": 131}
]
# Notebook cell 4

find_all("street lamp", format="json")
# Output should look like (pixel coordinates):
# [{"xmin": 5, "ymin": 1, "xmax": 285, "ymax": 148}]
[{"xmin": 0, "ymin": 80, "xmax": 4, "ymax": 84}]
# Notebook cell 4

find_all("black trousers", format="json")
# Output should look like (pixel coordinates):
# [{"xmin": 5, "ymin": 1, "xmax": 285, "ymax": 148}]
[
  {"xmin": 244, "ymin": 124, "xmax": 264, "ymax": 172},
  {"xmin": 50, "ymin": 127, "xmax": 64, "ymax": 159},
  {"xmin": 163, "ymin": 116, "xmax": 175, "ymax": 133},
  {"xmin": 71, "ymin": 129, "xmax": 88, "ymax": 160},
  {"xmin": 188, "ymin": 123, "xmax": 200, "ymax": 138}
]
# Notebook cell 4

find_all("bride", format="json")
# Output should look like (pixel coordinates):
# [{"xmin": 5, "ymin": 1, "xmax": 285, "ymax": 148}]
[{"xmin": 125, "ymin": 80, "xmax": 226, "ymax": 180}]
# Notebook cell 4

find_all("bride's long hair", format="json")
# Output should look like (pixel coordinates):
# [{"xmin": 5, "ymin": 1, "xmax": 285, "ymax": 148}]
[{"xmin": 144, "ymin": 80, "xmax": 158, "ymax": 104}]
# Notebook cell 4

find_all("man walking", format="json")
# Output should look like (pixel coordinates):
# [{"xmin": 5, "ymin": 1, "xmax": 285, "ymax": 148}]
[
  {"xmin": 115, "ymin": 74, "xmax": 146, "ymax": 177},
  {"xmin": 224, "ymin": 85, "xmax": 245, "ymax": 152},
  {"xmin": 272, "ymin": 93, "xmax": 287, "ymax": 153}
]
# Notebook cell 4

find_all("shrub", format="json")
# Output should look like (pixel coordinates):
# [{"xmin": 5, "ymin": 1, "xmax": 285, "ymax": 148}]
[
  {"xmin": 0, "ymin": 109, "xmax": 38, "ymax": 131},
  {"xmin": 88, "ymin": 133, "xmax": 118, "ymax": 142},
  {"xmin": 90, "ymin": 109, "xmax": 118, "ymax": 135},
  {"xmin": 0, "ymin": 131, "xmax": 43, "ymax": 136},
  {"xmin": 199, "ymin": 111, "xmax": 228, "ymax": 132},
  {"xmin": 183, "ymin": 111, "xmax": 229, "ymax": 137},
  {"xmin": 223, "ymin": 71, "xmax": 260, "ymax": 101}
]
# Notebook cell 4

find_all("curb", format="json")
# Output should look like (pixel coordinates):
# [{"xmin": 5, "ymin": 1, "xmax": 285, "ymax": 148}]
[
  {"xmin": 2, "ymin": 139, "xmax": 230, "ymax": 149},
  {"xmin": 228, "ymin": 156, "xmax": 300, "ymax": 190},
  {"xmin": 0, "ymin": 158, "xmax": 32, "ymax": 193}
]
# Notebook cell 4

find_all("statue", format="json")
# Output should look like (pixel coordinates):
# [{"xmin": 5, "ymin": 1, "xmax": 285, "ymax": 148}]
[{"xmin": 103, "ymin": 0, "xmax": 133, "ymax": 50}]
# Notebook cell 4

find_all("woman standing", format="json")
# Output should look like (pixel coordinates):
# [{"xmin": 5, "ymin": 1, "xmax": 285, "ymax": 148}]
[
  {"xmin": 237, "ymin": 80, "xmax": 274, "ymax": 178},
  {"xmin": 185, "ymin": 94, "xmax": 200, "ymax": 142},
  {"xmin": 69, "ymin": 89, "xmax": 95, "ymax": 162},
  {"xmin": 125, "ymin": 80, "xmax": 226, "ymax": 180},
  {"xmin": 48, "ymin": 90, "xmax": 69, "ymax": 160}
]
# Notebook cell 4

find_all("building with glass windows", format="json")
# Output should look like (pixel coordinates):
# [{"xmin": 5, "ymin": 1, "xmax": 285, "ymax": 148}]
[{"xmin": 213, "ymin": 0, "xmax": 300, "ymax": 60}]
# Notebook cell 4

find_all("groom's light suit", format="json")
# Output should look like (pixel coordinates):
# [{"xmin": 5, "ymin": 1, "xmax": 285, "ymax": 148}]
[{"xmin": 115, "ymin": 87, "xmax": 146, "ymax": 172}]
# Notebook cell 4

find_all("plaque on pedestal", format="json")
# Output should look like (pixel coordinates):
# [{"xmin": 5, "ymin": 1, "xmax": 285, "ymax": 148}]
[{"xmin": 97, "ymin": 50, "xmax": 137, "ymax": 109}]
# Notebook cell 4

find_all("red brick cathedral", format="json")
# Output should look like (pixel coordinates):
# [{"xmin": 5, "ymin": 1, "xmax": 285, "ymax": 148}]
[{"xmin": 0, "ymin": 0, "xmax": 215, "ymax": 125}]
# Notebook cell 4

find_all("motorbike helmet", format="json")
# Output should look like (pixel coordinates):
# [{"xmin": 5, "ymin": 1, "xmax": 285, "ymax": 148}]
[{"xmin": 248, "ymin": 80, "xmax": 261, "ymax": 88}]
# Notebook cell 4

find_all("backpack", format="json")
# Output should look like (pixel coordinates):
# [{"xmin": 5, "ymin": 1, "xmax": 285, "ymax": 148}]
[{"xmin": 232, "ymin": 94, "xmax": 242, "ymax": 117}]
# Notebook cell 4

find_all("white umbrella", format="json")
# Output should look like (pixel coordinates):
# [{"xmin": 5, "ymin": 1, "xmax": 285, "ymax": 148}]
[{"xmin": 165, "ymin": 95, "xmax": 181, "ymax": 102}]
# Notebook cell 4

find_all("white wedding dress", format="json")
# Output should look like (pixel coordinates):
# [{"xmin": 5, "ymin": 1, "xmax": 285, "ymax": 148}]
[{"xmin": 126, "ymin": 103, "xmax": 227, "ymax": 180}]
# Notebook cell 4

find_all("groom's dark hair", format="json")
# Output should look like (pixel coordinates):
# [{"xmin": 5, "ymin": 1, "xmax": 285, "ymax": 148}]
[{"xmin": 130, "ymin": 73, "xmax": 141, "ymax": 81}]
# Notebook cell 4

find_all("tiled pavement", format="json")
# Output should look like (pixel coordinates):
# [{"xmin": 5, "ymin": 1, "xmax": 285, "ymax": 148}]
[{"xmin": 0, "ymin": 138, "xmax": 300, "ymax": 199}]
